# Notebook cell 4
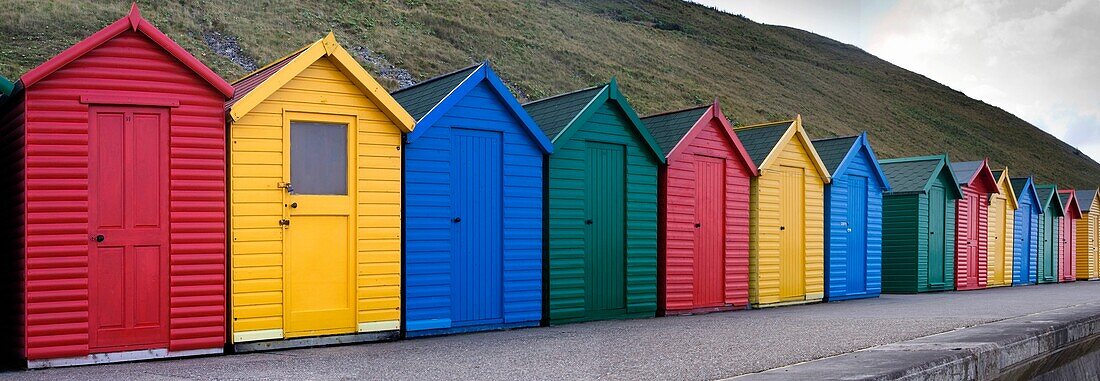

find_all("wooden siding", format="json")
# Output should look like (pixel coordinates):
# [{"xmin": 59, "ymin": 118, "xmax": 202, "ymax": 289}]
[
  {"xmin": 20, "ymin": 31, "xmax": 227, "ymax": 359},
  {"xmin": 955, "ymin": 185, "xmax": 989, "ymax": 290},
  {"xmin": 660, "ymin": 117, "xmax": 751, "ymax": 313},
  {"xmin": 229, "ymin": 57, "xmax": 402, "ymax": 339},
  {"xmin": 1076, "ymin": 198, "xmax": 1099, "ymax": 280},
  {"xmin": 823, "ymin": 146, "xmax": 885, "ymax": 300},
  {"xmin": 986, "ymin": 179, "xmax": 1015, "ymax": 287},
  {"xmin": 547, "ymin": 101, "xmax": 659, "ymax": 323},
  {"xmin": 882, "ymin": 171, "xmax": 957, "ymax": 293},
  {"xmin": 749, "ymin": 137, "xmax": 825, "ymax": 306},
  {"xmin": 404, "ymin": 81, "xmax": 543, "ymax": 333}
]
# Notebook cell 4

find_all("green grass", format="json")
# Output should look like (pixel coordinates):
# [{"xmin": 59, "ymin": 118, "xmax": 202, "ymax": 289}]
[{"xmin": 2, "ymin": 0, "xmax": 1097, "ymax": 187}]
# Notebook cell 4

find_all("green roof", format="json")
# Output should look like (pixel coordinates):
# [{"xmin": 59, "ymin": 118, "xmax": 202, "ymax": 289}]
[
  {"xmin": 391, "ymin": 64, "xmax": 479, "ymax": 120},
  {"xmin": 810, "ymin": 135, "xmax": 858, "ymax": 174},
  {"xmin": 0, "ymin": 75, "xmax": 12, "ymax": 96},
  {"xmin": 880, "ymin": 157, "xmax": 941, "ymax": 193},
  {"xmin": 733, "ymin": 121, "xmax": 792, "ymax": 165},
  {"xmin": 640, "ymin": 105, "xmax": 710, "ymax": 156},
  {"xmin": 522, "ymin": 86, "xmax": 604, "ymax": 140},
  {"xmin": 1076, "ymin": 189, "xmax": 1096, "ymax": 213},
  {"xmin": 1036, "ymin": 184, "xmax": 1064, "ymax": 216}
]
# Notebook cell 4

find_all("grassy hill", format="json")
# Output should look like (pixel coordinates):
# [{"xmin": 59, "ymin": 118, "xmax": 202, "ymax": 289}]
[{"xmin": 2, "ymin": 0, "xmax": 1097, "ymax": 187}]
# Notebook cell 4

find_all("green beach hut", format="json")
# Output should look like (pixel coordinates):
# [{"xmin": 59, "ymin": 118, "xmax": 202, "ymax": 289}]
[
  {"xmin": 1035, "ymin": 184, "xmax": 1065, "ymax": 283},
  {"xmin": 523, "ymin": 79, "xmax": 665, "ymax": 324}
]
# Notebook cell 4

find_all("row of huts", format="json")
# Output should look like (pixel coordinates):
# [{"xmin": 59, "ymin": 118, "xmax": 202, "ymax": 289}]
[{"xmin": 0, "ymin": 6, "xmax": 1096, "ymax": 368}]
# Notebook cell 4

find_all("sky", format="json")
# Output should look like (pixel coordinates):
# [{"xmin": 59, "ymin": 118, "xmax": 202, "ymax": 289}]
[{"xmin": 691, "ymin": 0, "xmax": 1100, "ymax": 159}]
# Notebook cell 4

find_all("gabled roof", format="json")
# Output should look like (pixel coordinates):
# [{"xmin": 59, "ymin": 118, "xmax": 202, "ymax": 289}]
[
  {"xmin": 19, "ymin": 4, "xmax": 232, "ymax": 98},
  {"xmin": 732, "ymin": 115, "xmax": 830, "ymax": 182},
  {"xmin": 0, "ymin": 75, "xmax": 12, "ymax": 96},
  {"xmin": 1010, "ymin": 177, "xmax": 1043, "ymax": 214},
  {"xmin": 949, "ymin": 159, "xmax": 999, "ymax": 194},
  {"xmin": 879, "ymin": 154, "xmax": 963, "ymax": 198},
  {"xmin": 810, "ymin": 132, "xmax": 891, "ymax": 191},
  {"xmin": 640, "ymin": 100, "xmax": 758, "ymax": 176},
  {"xmin": 391, "ymin": 62, "xmax": 551, "ymax": 153},
  {"xmin": 1035, "ymin": 184, "xmax": 1065, "ymax": 217},
  {"xmin": 1058, "ymin": 190, "xmax": 1082, "ymax": 220},
  {"xmin": 227, "ymin": 33, "xmax": 414, "ymax": 132},
  {"xmin": 990, "ymin": 168, "xmax": 1019, "ymax": 210},
  {"xmin": 1075, "ymin": 189, "xmax": 1098, "ymax": 214},
  {"xmin": 523, "ymin": 78, "xmax": 663, "ymax": 162}
]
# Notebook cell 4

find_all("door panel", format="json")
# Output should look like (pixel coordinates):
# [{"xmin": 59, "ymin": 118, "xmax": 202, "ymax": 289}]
[
  {"xmin": 451, "ymin": 129, "xmax": 504, "ymax": 324},
  {"xmin": 584, "ymin": 142, "xmax": 626, "ymax": 313},
  {"xmin": 989, "ymin": 196, "xmax": 1005, "ymax": 285},
  {"xmin": 89, "ymin": 106, "xmax": 169, "ymax": 351},
  {"xmin": 284, "ymin": 119, "xmax": 355, "ymax": 337},
  {"xmin": 693, "ymin": 156, "xmax": 725, "ymax": 307},
  {"xmin": 966, "ymin": 194, "xmax": 979, "ymax": 287},
  {"xmin": 928, "ymin": 186, "xmax": 946, "ymax": 286},
  {"xmin": 778, "ymin": 166, "xmax": 805, "ymax": 299},
  {"xmin": 846, "ymin": 177, "xmax": 868, "ymax": 293}
]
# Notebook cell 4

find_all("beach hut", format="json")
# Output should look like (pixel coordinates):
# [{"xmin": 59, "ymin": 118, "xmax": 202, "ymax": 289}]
[
  {"xmin": 392, "ymin": 63, "xmax": 552, "ymax": 335},
  {"xmin": 879, "ymin": 155, "xmax": 963, "ymax": 293},
  {"xmin": 523, "ymin": 79, "xmax": 664, "ymax": 323},
  {"xmin": 1057, "ymin": 190, "xmax": 1081, "ymax": 282},
  {"xmin": 0, "ymin": 5, "xmax": 232, "ymax": 367},
  {"xmin": 1035, "ymin": 184, "xmax": 1064, "ymax": 284},
  {"xmin": 641, "ymin": 101, "xmax": 758, "ymax": 314},
  {"xmin": 1010, "ymin": 177, "xmax": 1042, "ymax": 285},
  {"xmin": 224, "ymin": 34, "xmax": 414, "ymax": 350},
  {"xmin": 1076, "ymin": 188, "xmax": 1099, "ymax": 280},
  {"xmin": 986, "ymin": 168, "xmax": 1019, "ymax": 287},
  {"xmin": 811, "ymin": 133, "xmax": 891, "ymax": 301},
  {"xmin": 733, "ymin": 116, "xmax": 831, "ymax": 307},
  {"xmin": 949, "ymin": 160, "xmax": 1000, "ymax": 290}
]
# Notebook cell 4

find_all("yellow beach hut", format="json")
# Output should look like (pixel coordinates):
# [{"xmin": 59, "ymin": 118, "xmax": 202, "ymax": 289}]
[
  {"xmin": 733, "ymin": 116, "xmax": 831, "ymax": 307},
  {"xmin": 225, "ymin": 33, "xmax": 414, "ymax": 351},
  {"xmin": 1076, "ymin": 188, "xmax": 1100, "ymax": 280},
  {"xmin": 987, "ymin": 168, "xmax": 1018, "ymax": 287}
]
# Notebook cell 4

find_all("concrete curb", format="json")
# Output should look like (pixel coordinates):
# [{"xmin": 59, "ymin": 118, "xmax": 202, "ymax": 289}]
[{"xmin": 730, "ymin": 302, "xmax": 1100, "ymax": 380}]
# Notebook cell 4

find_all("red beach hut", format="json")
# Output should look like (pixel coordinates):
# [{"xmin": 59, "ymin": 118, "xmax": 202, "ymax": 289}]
[
  {"xmin": 948, "ymin": 160, "xmax": 1000, "ymax": 290},
  {"xmin": 1058, "ymin": 190, "xmax": 1082, "ymax": 282},
  {"xmin": 0, "ymin": 5, "xmax": 232, "ymax": 367},
  {"xmin": 642, "ymin": 101, "xmax": 758, "ymax": 315}
]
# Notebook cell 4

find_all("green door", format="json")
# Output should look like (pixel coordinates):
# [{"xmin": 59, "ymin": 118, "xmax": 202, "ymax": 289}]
[
  {"xmin": 584, "ymin": 142, "xmax": 626, "ymax": 314},
  {"xmin": 927, "ymin": 185, "xmax": 946, "ymax": 288}
]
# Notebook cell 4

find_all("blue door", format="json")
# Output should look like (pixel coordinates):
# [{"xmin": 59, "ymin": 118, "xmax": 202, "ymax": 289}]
[
  {"xmin": 846, "ymin": 176, "xmax": 868, "ymax": 293},
  {"xmin": 1020, "ymin": 204, "xmax": 1034, "ymax": 284},
  {"xmin": 451, "ymin": 129, "xmax": 503, "ymax": 325}
]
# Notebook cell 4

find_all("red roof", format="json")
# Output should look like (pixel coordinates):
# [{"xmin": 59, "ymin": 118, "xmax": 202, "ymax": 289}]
[{"xmin": 19, "ymin": 4, "xmax": 232, "ymax": 98}]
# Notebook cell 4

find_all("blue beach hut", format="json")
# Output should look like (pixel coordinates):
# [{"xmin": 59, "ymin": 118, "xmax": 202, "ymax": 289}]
[
  {"xmin": 392, "ymin": 62, "xmax": 553, "ymax": 336},
  {"xmin": 812, "ymin": 133, "xmax": 891, "ymax": 301},
  {"xmin": 1010, "ymin": 177, "xmax": 1042, "ymax": 285}
]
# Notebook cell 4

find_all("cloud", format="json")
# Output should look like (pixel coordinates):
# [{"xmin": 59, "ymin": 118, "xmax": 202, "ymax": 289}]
[{"xmin": 867, "ymin": 0, "xmax": 1100, "ymax": 157}]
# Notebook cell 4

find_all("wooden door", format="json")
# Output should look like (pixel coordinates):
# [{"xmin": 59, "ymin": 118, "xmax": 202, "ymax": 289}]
[
  {"xmin": 88, "ymin": 106, "xmax": 170, "ymax": 351},
  {"xmin": 451, "ymin": 129, "xmax": 504, "ymax": 324},
  {"xmin": 693, "ymin": 156, "xmax": 725, "ymax": 307},
  {"xmin": 965, "ymin": 193, "xmax": 979, "ymax": 287},
  {"xmin": 284, "ymin": 118, "xmax": 355, "ymax": 337},
  {"xmin": 778, "ymin": 166, "xmax": 805, "ymax": 299},
  {"xmin": 846, "ymin": 176, "xmax": 868, "ymax": 293},
  {"xmin": 927, "ymin": 186, "xmax": 947, "ymax": 287},
  {"xmin": 989, "ymin": 195, "xmax": 1006, "ymax": 285},
  {"xmin": 584, "ymin": 142, "xmax": 626, "ymax": 313}
]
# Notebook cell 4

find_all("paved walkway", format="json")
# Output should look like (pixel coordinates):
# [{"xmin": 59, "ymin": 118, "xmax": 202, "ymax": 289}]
[{"xmin": 5, "ymin": 282, "xmax": 1100, "ymax": 380}]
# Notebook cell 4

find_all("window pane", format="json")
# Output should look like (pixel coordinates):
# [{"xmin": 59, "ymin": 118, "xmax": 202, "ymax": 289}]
[{"xmin": 290, "ymin": 122, "xmax": 348, "ymax": 195}]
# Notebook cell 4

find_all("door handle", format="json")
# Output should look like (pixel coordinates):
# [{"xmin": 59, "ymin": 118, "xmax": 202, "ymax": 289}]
[
  {"xmin": 779, "ymin": 226, "xmax": 785, "ymax": 231},
  {"xmin": 279, "ymin": 219, "xmax": 291, "ymax": 227},
  {"xmin": 290, "ymin": 202, "xmax": 298, "ymax": 209},
  {"xmin": 95, "ymin": 234, "xmax": 105, "ymax": 243},
  {"xmin": 453, "ymin": 217, "xmax": 461, "ymax": 223},
  {"xmin": 695, "ymin": 223, "xmax": 701, "ymax": 228},
  {"xmin": 585, "ymin": 219, "xmax": 593, "ymax": 225}
]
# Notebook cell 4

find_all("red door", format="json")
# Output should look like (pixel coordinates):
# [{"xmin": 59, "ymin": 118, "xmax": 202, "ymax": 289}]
[
  {"xmin": 88, "ymin": 106, "xmax": 170, "ymax": 351},
  {"xmin": 693, "ymin": 156, "xmax": 725, "ymax": 307}
]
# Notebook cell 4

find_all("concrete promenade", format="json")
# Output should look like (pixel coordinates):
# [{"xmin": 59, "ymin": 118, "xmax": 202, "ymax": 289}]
[{"xmin": 4, "ymin": 282, "xmax": 1100, "ymax": 380}]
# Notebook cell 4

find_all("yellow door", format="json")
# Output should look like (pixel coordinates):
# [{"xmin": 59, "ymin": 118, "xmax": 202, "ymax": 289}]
[
  {"xmin": 283, "ymin": 113, "xmax": 356, "ymax": 338},
  {"xmin": 778, "ymin": 166, "xmax": 805, "ymax": 299},
  {"xmin": 988, "ymin": 195, "xmax": 1006, "ymax": 285}
]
